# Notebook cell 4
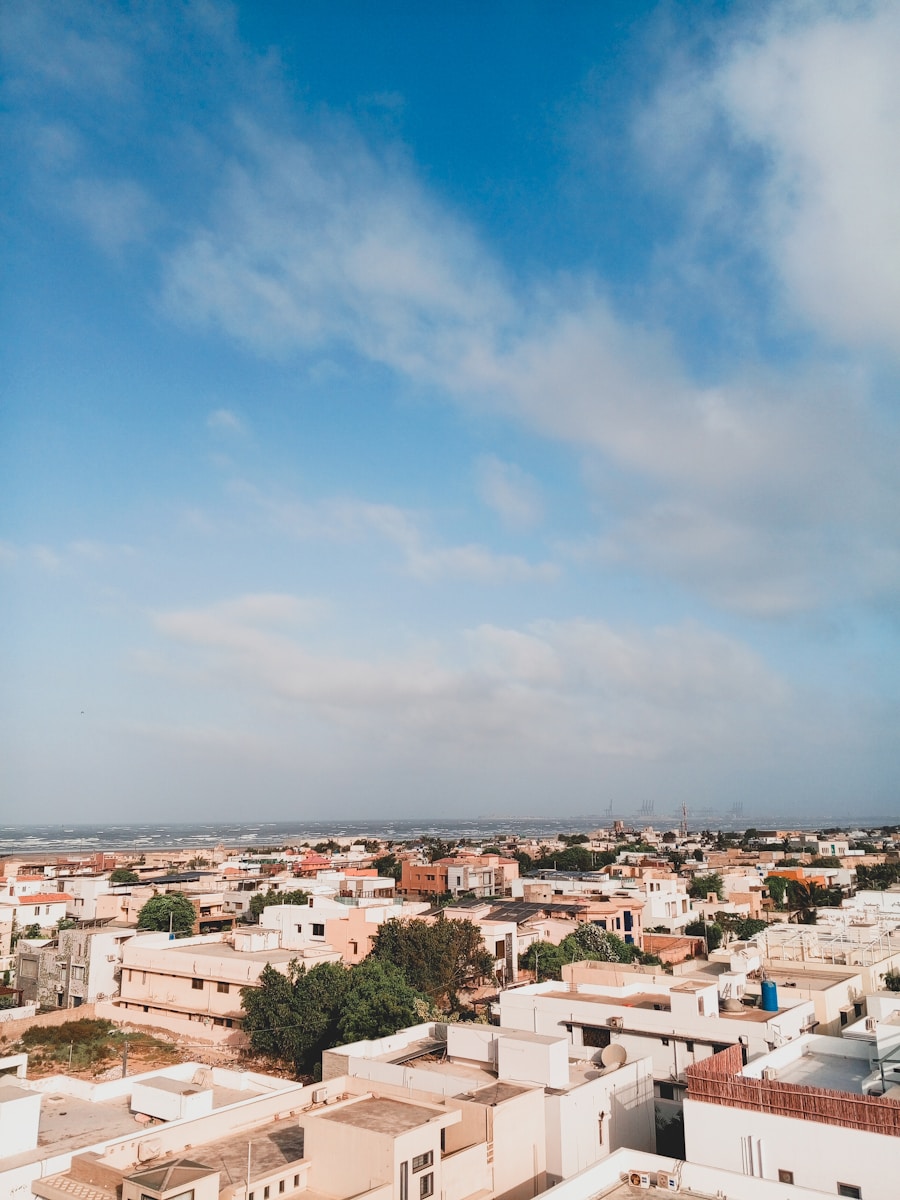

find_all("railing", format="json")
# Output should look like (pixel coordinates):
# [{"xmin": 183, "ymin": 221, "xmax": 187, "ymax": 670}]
[{"xmin": 686, "ymin": 1044, "xmax": 900, "ymax": 1137}]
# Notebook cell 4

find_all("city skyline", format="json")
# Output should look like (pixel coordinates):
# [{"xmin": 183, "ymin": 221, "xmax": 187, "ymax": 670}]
[{"xmin": 2, "ymin": 1, "xmax": 899, "ymax": 822}]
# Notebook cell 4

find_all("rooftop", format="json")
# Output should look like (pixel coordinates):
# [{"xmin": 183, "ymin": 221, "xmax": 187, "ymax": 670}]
[
  {"xmin": 775, "ymin": 1050, "xmax": 871, "ymax": 1094},
  {"xmin": 320, "ymin": 1096, "xmax": 442, "ymax": 1134}
]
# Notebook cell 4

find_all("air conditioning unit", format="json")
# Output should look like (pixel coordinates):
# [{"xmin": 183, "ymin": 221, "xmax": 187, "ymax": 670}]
[
  {"xmin": 607, "ymin": 1016, "xmax": 624, "ymax": 1029},
  {"xmin": 628, "ymin": 1171, "xmax": 651, "ymax": 1189},
  {"xmin": 762, "ymin": 1067, "xmax": 778, "ymax": 1081},
  {"xmin": 657, "ymin": 1172, "xmax": 680, "ymax": 1192},
  {"xmin": 865, "ymin": 1017, "xmax": 877, "ymax": 1032},
  {"xmin": 312, "ymin": 1087, "xmax": 328, "ymax": 1104}
]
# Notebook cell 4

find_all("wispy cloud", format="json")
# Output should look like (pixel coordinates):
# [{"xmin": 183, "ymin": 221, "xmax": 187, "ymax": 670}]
[
  {"xmin": 233, "ymin": 483, "xmax": 559, "ymax": 584},
  {"xmin": 149, "ymin": 594, "xmax": 789, "ymax": 764},
  {"xmin": 154, "ymin": 86, "xmax": 898, "ymax": 617},
  {"xmin": 476, "ymin": 454, "xmax": 544, "ymax": 529},
  {"xmin": 207, "ymin": 407, "xmax": 247, "ymax": 435}
]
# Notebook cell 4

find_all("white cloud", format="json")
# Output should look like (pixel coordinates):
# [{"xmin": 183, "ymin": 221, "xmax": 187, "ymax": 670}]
[
  {"xmin": 149, "ymin": 594, "xmax": 790, "ymax": 766},
  {"xmin": 638, "ymin": 2, "xmax": 900, "ymax": 356},
  {"xmin": 66, "ymin": 176, "xmax": 157, "ymax": 254},
  {"xmin": 233, "ymin": 483, "xmax": 558, "ymax": 584},
  {"xmin": 156, "ymin": 104, "xmax": 900, "ymax": 616},
  {"xmin": 476, "ymin": 455, "xmax": 543, "ymax": 528},
  {"xmin": 206, "ymin": 407, "xmax": 246, "ymax": 435}
]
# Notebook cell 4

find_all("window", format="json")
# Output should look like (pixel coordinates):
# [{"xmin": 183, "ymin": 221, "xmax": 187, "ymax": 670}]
[
  {"xmin": 840, "ymin": 1010, "xmax": 849, "ymax": 1026},
  {"xmin": 582, "ymin": 1026, "xmax": 611, "ymax": 1049},
  {"xmin": 71, "ymin": 965, "xmax": 85, "ymax": 981},
  {"xmin": 412, "ymin": 1152, "xmax": 433, "ymax": 1173},
  {"xmin": 400, "ymin": 1161, "xmax": 408, "ymax": 1200},
  {"xmin": 419, "ymin": 1174, "xmax": 433, "ymax": 1199},
  {"xmin": 685, "ymin": 1040, "xmax": 695, "ymax": 1052},
  {"xmin": 264, "ymin": 1187, "xmax": 270, "ymax": 1199},
  {"xmin": 778, "ymin": 1170, "xmax": 794, "ymax": 1184},
  {"xmin": 192, "ymin": 978, "xmax": 204, "ymax": 990},
  {"xmin": 837, "ymin": 1186, "xmax": 861, "ymax": 1199},
  {"xmin": 217, "ymin": 981, "xmax": 229, "ymax": 993},
  {"xmin": 311, "ymin": 923, "xmax": 325, "ymax": 937},
  {"xmin": 661, "ymin": 1037, "xmax": 670, "ymax": 1046},
  {"xmin": 294, "ymin": 1177, "xmax": 300, "ymax": 1188},
  {"xmin": 279, "ymin": 1182, "xmax": 285, "ymax": 1194},
  {"xmin": 658, "ymin": 1083, "xmax": 675, "ymax": 1101}
]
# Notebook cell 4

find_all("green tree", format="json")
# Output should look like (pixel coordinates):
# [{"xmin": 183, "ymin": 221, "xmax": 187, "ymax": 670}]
[
  {"xmin": 519, "ymin": 940, "xmax": 567, "ymax": 981},
  {"xmin": 109, "ymin": 868, "xmax": 140, "ymax": 884},
  {"xmin": 766, "ymin": 875, "xmax": 788, "ymax": 908},
  {"xmin": 337, "ymin": 959, "xmax": 426, "ymax": 1043},
  {"xmin": 373, "ymin": 854, "xmax": 403, "ymax": 883},
  {"xmin": 685, "ymin": 920, "xmax": 723, "ymax": 952},
  {"xmin": 370, "ymin": 916, "xmax": 493, "ymax": 1009},
  {"xmin": 136, "ymin": 892, "xmax": 196, "ymax": 934},
  {"xmin": 688, "ymin": 873, "xmax": 723, "ymax": 900},
  {"xmin": 883, "ymin": 969, "xmax": 900, "ymax": 993},
  {"xmin": 247, "ymin": 888, "xmax": 309, "ymax": 923},
  {"xmin": 423, "ymin": 838, "xmax": 456, "ymax": 863},
  {"xmin": 242, "ymin": 960, "xmax": 350, "ymax": 1076}
]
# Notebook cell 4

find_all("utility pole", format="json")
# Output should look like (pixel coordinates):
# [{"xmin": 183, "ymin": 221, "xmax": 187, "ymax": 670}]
[{"xmin": 121, "ymin": 1035, "xmax": 129, "ymax": 1078}]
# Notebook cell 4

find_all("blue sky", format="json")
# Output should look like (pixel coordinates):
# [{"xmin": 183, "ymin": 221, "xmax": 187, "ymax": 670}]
[{"xmin": 2, "ymin": 0, "xmax": 898, "ymax": 825}]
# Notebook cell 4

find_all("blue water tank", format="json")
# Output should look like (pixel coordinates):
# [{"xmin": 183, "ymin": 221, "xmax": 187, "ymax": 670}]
[{"xmin": 761, "ymin": 979, "xmax": 778, "ymax": 1011}]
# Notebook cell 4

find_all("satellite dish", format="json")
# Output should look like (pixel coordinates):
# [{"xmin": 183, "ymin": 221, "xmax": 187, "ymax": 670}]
[{"xmin": 600, "ymin": 1043, "xmax": 627, "ymax": 1068}]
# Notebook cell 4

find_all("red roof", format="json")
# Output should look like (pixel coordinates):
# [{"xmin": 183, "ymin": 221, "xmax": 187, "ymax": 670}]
[{"xmin": 14, "ymin": 893, "xmax": 71, "ymax": 904}]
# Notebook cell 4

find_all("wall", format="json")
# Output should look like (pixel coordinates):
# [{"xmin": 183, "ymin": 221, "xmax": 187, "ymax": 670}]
[{"xmin": 684, "ymin": 1095, "xmax": 899, "ymax": 1197}]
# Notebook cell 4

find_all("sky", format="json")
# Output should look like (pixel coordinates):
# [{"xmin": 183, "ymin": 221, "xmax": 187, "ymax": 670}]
[{"xmin": 1, "ymin": 1, "xmax": 899, "ymax": 827}]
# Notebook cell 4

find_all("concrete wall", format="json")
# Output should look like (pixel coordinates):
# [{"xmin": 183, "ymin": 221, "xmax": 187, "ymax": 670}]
[{"xmin": 684, "ymin": 1095, "xmax": 900, "ymax": 1198}]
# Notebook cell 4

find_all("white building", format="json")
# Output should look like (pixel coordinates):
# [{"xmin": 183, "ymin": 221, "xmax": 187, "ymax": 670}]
[
  {"xmin": 684, "ymin": 1034, "xmax": 900, "ymax": 1198},
  {"xmin": 322, "ymin": 1021, "xmax": 655, "ymax": 1185}
]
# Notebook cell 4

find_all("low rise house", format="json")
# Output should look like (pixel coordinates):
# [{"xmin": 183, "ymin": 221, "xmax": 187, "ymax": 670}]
[
  {"xmin": 107, "ymin": 929, "xmax": 340, "ymax": 1041},
  {"xmin": 15, "ymin": 925, "xmax": 137, "ymax": 1010},
  {"xmin": 322, "ymin": 1020, "xmax": 655, "ymax": 1185},
  {"xmin": 684, "ymin": 1035, "xmax": 900, "ymax": 1197}
]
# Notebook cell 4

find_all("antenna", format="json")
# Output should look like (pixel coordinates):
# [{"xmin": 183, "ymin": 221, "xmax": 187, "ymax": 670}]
[{"xmin": 680, "ymin": 803, "xmax": 688, "ymax": 839}]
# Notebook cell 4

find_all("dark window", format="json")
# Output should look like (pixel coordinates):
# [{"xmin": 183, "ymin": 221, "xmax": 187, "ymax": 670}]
[
  {"xmin": 658, "ymin": 1083, "xmax": 675, "ymax": 1101},
  {"xmin": 400, "ymin": 1162, "xmax": 408, "ymax": 1200},
  {"xmin": 661, "ymin": 1037, "xmax": 670, "ymax": 1046},
  {"xmin": 279, "ymin": 1182, "xmax": 285, "ymax": 1194},
  {"xmin": 217, "ymin": 981, "xmax": 229, "ymax": 993},
  {"xmin": 582, "ymin": 1026, "xmax": 611, "ymax": 1049},
  {"xmin": 778, "ymin": 1170, "xmax": 794, "ymax": 1184},
  {"xmin": 294, "ymin": 1177, "xmax": 300, "ymax": 1188},
  {"xmin": 837, "ymin": 1186, "xmax": 861, "ymax": 1199},
  {"xmin": 420, "ymin": 1174, "xmax": 433, "ymax": 1199},
  {"xmin": 264, "ymin": 1188, "xmax": 270, "ymax": 1199},
  {"xmin": 192, "ymin": 978, "xmax": 204, "ymax": 990},
  {"xmin": 413, "ymin": 1152, "xmax": 433, "ymax": 1173},
  {"xmin": 312, "ymin": 923, "xmax": 325, "ymax": 937},
  {"xmin": 840, "ymin": 1010, "xmax": 849, "ymax": 1026},
  {"xmin": 685, "ymin": 1041, "xmax": 694, "ymax": 1052},
  {"xmin": 624, "ymin": 911, "xmax": 633, "ymax": 931},
  {"xmin": 854, "ymin": 1003, "xmax": 863, "ymax": 1018}
]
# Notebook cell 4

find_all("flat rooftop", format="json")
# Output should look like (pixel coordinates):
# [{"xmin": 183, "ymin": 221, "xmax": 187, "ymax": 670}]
[
  {"xmin": 0, "ymin": 1076, "xmax": 254, "ymax": 1173},
  {"xmin": 774, "ymin": 1051, "xmax": 870, "ymax": 1094},
  {"xmin": 542, "ymin": 989, "xmax": 787, "ymax": 1023},
  {"xmin": 321, "ymin": 1096, "xmax": 441, "ymax": 1133},
  {"xmin": 35, "ymin": 1116, "xmax": 308, "ymax": 1200},
  {"xmin": 166, "ymin": 940, "xmax": 297, "ymax": 965}
]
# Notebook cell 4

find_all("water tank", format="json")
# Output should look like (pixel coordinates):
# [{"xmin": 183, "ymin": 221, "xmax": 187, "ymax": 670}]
[{"xmin": 761, "ymin": 979, "xmax": 778, "ymax": 1012}]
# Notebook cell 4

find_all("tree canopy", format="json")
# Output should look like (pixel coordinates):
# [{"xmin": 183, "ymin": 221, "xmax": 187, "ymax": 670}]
[
  {"xmin": 247, "ymin": 888, "xmax": 309, "ymax": 923},
  {"xmin": 136, "ymin": 892, "xmax": 196, "ymax": 934},
  {"xmin": 109, "ymin": 868, "xmax": 140, "ymax": 884},
  {"xmin": 241, "ymin": 958, "xmax": 428, "ymax": 1077},
  {"xmin": 687, "ymin": 873, "xmax": 723, "ymax": 900},
  {"xmin": 369, "ymin": 916, "xmax": 493, "ymax": 1007}
]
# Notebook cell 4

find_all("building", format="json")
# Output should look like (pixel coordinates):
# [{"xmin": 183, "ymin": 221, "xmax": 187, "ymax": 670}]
[
  {"xmin": 498, "ymin": 961, "xmax": 816, "ymax": 1113},
  {"xmin": 15, "ymin": 925, "xmax": 137, "ymax": 1010},
  {"xmin": 684, "ymin": 1035, "xmax": 900, "ymax": 1197},
  {"xmin": 107, "ymin": 929, "xmax": 340, "ymax": 1042},
  {"xmin": 322, "ymin": 1020, "xmax": 655, "ymax": 1185}
]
